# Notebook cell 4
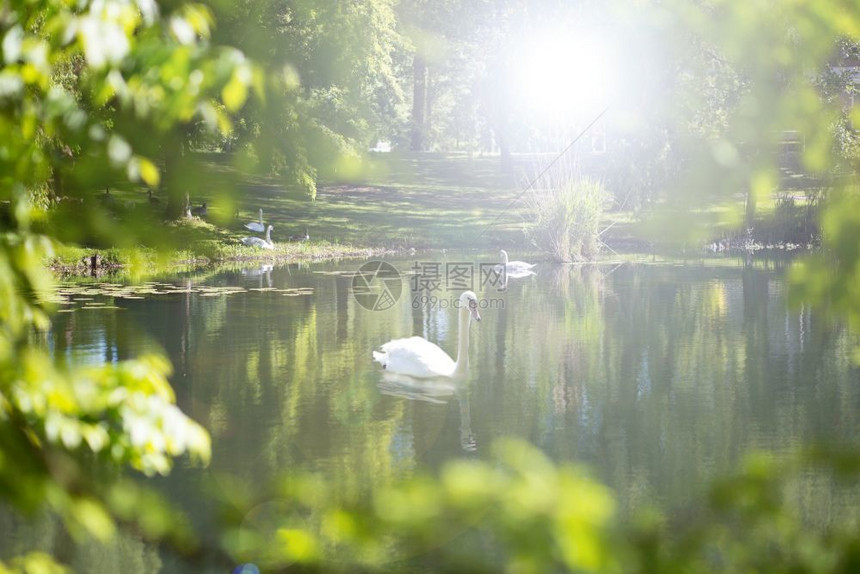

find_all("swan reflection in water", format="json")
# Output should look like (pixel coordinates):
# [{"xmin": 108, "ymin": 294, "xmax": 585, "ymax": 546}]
[
  {"xmin": 241, "ymin": 264, "xmax": 273, "ymax": 288},
  {"xmin": 497, "ymin": 267, "xmax": 536, "ymax": 291},
  {"xmin": 377, "ymin": 372, "xmax": 477, "ymax": 452}
]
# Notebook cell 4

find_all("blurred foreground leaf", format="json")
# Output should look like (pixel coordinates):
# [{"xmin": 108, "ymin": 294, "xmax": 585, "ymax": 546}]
[
  {"xmin": 218, "ymin": 440, "xmax": 860, "ymax": 573},
  {"xmin": 0, "ymin": 0, "xmax": 254, "ymax": 567}
]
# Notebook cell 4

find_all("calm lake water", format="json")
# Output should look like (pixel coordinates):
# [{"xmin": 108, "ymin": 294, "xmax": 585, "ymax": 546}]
[{"xmin": 4, "ymin": 255, "xmax": 860, "ymax": 571}]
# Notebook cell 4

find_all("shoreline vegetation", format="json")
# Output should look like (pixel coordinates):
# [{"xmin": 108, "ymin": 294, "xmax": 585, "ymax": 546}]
[
  {"xmin": 47, "ymin": 241, "xmax": 395, "ymax": 276},
  {"xmin": 45, "ymin": 152, "xmax": 822, "ymax": 277}
]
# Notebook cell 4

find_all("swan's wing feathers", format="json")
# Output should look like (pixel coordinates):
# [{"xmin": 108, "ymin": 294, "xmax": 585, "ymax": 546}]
[
  {"xmin": 245, "ymin": 222, "xmax": 265, "ymax": 232},
  {"xmin": 374, "ymin": 336, "xmax": 455, "ymax": 378}
]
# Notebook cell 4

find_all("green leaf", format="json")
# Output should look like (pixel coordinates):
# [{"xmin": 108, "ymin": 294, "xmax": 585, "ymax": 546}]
[
  {"xmin": 222, "ymin": 73, "xmax": 247, "ymax": 113},
  {"xmin": 138, "ymin": 157, "xmax": 160, "ymax": 187},
  {"xmin": 71, "ymin": 498, "xmax": 116, "ymax": 541},
  {"xmin": 275, "ymin": 528, "xmax": 320, "ymax": 563}
]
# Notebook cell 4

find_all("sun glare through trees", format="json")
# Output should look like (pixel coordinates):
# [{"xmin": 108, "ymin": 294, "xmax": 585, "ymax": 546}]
[
  {"xmin": 1, "ymin": 1, "xmax": 860, "ymax": 572},
  {"xmin": 510, "ymin": 28, "xmax": 618, "ymax": 119}
]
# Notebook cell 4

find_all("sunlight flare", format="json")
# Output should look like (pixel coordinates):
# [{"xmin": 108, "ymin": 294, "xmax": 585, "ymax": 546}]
[{"xmin": 511, "ymin": 29, "xmax": 616, "ymax": 118}]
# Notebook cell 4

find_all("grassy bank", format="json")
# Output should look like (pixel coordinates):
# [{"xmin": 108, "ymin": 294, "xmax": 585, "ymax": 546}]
[
  {"xmin": 48, "ymin": 236, "xmax": 390, "ymax": 276},
  {"xmin": 46, "ymin": 152, "xmax": 525, "ymax": 276},
  {"xmin": 227, "ymin": 151, "xmax": 527, "ymax": 249},
  {"xmin": 47, "ymin": 216, "xmax": 391, "ymax": 277},
  {"xmin": 47, "ymin": 151, "xmax": 821, "ymax": 276}
]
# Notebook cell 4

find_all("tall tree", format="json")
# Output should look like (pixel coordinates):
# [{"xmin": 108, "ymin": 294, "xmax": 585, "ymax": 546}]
[
  {"xmin": 410, "ymin": 54, "xmax": 427, "ymax": 150},
  {"xmin": 210, "ymin": 0, "xmax": 407, "ymax": 195}
]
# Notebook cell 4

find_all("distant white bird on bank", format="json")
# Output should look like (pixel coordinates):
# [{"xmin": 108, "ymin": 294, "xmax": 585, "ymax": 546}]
[
  {"xmin": 373, "ymin": 291, "xmax": 481, "ymax": 378},
  {"xmin": 495, "ymin": 249, "xmax": 536, "ymax": 274},
  {"xmin": 241, "ymin": 224, "xmax": 274, "ymax": 250},
  {"xmin": 245, "ymin": 209, "xmax": 265, "ymax": 232}
]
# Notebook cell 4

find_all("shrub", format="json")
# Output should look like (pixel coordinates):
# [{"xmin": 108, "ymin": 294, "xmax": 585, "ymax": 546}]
[{"xmin": 524, "ymin": 160, "xmax": 606, "ymax": 262}]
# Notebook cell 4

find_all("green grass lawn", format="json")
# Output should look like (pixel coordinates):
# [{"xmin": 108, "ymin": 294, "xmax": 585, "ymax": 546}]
[
  {"xmin": 227, "ymin": 151, "xmax": 529, "ymax": 250},
  {"xmin": 47, "ymin": 152, "xmax": 530, "ymax": 273},
  {"xmin": 47, "ymin": 151, "xmax": 818, "ymax": 274}
]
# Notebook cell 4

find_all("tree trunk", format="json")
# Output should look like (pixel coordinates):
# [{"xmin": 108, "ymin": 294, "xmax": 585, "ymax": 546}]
[
  {"xmin": 498, "ymin": 129, "xmax": 512, "ymax": 172},
  {"xmin": 49, "ymin": 167, "xmax": 62, "ymax": 204},
  {"xmin": 410, "ymin": 56, "xmax": 427, "ymax": 151},
  {"xmin": 49, "ymin": 143, "xmax": 74, "ymax": 203},
  {"xmin": 425, "ymin": 65, "xmax": 434, "ymax": 146},
  {"xmin": 163, "ymin": 136, "xmax": 186, "ymax": 219},
  {"xmin": 745, "ymin": 183, "xmax": 756, "ymax": 231}
]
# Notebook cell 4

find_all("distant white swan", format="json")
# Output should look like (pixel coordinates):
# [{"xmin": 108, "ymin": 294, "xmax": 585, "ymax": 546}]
[
  {"xmin": 373, "ymin": 291, "xmax": 481, "ymax": 378},
  {"xmin": 241, "ymin": 224, "xmax": 274, "ymax": 250},
  {"xmin": 495, "ymin": 249, "xmax": 536, "ymax": 274},
  {"xmin": 245, "ymin": 209, "xmax": 265, "ymax": 232}
]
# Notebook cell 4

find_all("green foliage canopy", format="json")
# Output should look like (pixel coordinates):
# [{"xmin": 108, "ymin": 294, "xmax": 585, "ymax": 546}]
[
  {"xmin": 0, "ymin": 0, "xmax": 259, "ymax": 565},
  {"xmin": 210, "ymin": 0, "xmax": 407, "ymax": 196},
  {"xmin": 221, "ymin": 440, "xmax": 860, "ymax": 573}
]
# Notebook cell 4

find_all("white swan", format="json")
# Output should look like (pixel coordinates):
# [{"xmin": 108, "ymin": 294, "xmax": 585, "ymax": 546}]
[
  {"xmin": 245, "ymin": 209, "xmax": 265, "ymax": 232},
  {"xmin": 495, "ymin": 249, "xmax": 536, "ymax": 274},
  {"xmin": 373, "ymin": 291, "xmax": 481, "ymax": 378},
  {"xmin": 241, "ymin": 224, "xmax": 274, "ymax": 249}
]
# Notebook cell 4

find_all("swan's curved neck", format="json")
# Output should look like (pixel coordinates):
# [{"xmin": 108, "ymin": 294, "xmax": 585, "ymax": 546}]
[
  {"xmin": 453, "ymin": 305, "xmax": 471, "ymax": 376},
  {"xmin": 501, "ymin": 250, "xmax": 509, "ymax": 264},
  {"xmin": 265, "ymin": 227, "xmax": 272, "ymax": 244},
  {"xmin": 259, "ymin": 209, "xmax": 263, "ymax": 224}
]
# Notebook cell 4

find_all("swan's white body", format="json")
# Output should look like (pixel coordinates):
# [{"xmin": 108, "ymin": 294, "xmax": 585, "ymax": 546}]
[
  {"xmin": 241, "ymin": 225, "xmax": 274, "ymax": 250},
  {"xmin": 495, "ymin": 249, "xmax": 536, "ymax": 274},
  {"xmin": 374, "ymin": 337, "xmax": 457, "ymax": 378},
  {"xmin": 245, "ymin": 209, "xmax": 265, "ymax": 232},
  {"xmin": 373, "ymin": 291, "xmax": 481, "ymax": 378}
]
